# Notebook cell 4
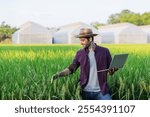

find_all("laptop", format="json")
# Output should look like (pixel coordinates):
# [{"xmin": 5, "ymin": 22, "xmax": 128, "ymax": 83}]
[{"xmin": 97, "ymin": 54, "xmax": 128, "ymax": 72}]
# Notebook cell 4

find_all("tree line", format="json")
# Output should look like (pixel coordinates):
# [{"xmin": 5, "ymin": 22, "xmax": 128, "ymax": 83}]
[{"xmin": 91, "ymin": 9, "xmax": 150, "ymax": 29}]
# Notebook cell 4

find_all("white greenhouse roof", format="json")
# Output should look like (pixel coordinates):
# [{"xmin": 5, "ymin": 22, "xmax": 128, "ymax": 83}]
[
  {"xmin": 12, "ymin": 21, "xmax": 52, "ymax": 44},
  {"xmin": 56, "ymin": 22, "xmax": 100, "ymax": 35},
  {"xmin": 53, "ymin": 22, "xmax": 101, "ymax": 44},
  {"xmin": 139, "ymin": 25, "xmax": 150, "ymax": 33},
  {"xmin": 18, "ymin": 21, "xmax": 50, "ymax": 34},
  {"xmin": 99, "ymin": 23, "xmax": 144, "ymax": 34}
]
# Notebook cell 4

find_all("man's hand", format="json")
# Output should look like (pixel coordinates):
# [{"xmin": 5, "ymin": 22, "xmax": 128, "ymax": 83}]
[
  {"xmin": 108, "ymin": 67, "xmax": 118, "ymax": 75},
  {"xmin": 50, "ymin": 68, "xmax": 71, "ymax": 83}
]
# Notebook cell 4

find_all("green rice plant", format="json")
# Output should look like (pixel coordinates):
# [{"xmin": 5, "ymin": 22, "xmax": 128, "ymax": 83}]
[{"xmin": 0, "ymin": 44, "xmax": 149, "ymax": 100}]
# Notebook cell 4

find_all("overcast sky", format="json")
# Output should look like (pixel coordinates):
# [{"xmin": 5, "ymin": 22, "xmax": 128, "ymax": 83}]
[{"xmin": 0, "ymin": 0, "xmax": 150, "ymax": 28}]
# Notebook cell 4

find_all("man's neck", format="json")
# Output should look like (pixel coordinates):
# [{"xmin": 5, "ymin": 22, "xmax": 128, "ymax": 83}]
[{"xmin": 88, "ymin": 42, "xmax": 96, "ymax": 51}]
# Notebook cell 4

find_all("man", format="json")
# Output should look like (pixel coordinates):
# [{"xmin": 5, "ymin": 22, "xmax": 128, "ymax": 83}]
[{"xmin": 52, "ymin": 28, "xmax": 118, "ymax": 100}]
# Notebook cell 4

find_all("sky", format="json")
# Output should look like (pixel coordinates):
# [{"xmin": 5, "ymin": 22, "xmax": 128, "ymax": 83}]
[{"xmin": 0, "ymin": 0, "xmax": 150, "ymax": 28}]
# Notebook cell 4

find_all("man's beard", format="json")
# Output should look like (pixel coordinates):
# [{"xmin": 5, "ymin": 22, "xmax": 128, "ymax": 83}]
[{"xmin": 83, "ymin": 42, "xmax": 91, "ymax": 49}]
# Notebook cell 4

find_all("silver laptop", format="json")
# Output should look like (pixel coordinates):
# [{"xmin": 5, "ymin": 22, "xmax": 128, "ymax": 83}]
[{"xmin": 97, "ymin": 54, "xmax": 128, "ymax": 72}]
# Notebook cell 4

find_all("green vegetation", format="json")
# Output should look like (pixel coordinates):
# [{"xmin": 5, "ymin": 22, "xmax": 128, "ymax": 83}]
[
  {"xmin": 107, "ymin": 10, "xmax": 150, "ymax": 25},
  {"xmin": 0, "ymin": 21, "xmax": 17, "ymax": 43},
  {"xmin": 0, "ymin": 44, "xmax": 149, "ymax": 100},
  {"xmin": 92, "ymin": 9, "xmax": 150, "ymax": 29}
]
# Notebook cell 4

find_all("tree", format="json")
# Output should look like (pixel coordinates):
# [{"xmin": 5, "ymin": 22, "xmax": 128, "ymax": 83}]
[
  {"xmin": 0, "ymin": 21, "xmax": 17, "ymax": 42},
  {"xmin": 107, "ymin": 13, "xmax": 120, "ymax": 24},
  {"xmin": 90, "ymin": 21, "xmax": 105, "ymax": 29},
  {"xmin": 142, "ymin": 12, "xmax": 150, "ymax": 25},
  {"xmin": 107, "ymin": 9, "xmax": 150, "ymax": 26}
]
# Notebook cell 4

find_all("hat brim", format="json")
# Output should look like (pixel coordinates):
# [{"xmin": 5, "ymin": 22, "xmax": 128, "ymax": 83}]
[{"xmin": 75, "ymin": 34, "xmax": 98, "ymax": 38}]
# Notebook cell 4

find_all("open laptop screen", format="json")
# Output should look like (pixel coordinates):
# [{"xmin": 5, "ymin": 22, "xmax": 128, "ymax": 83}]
[
  {"xmin": 109, "ymin": 54, "xmax": 128, "ymax": 69},
  {"xmin": 97, "ymin": 53, "xmax": 128, "ymax": 73}
]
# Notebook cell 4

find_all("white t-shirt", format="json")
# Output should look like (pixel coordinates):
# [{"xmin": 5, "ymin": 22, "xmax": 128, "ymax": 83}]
[{"xmin": 83, "ymin": 50, "xmax": 101, "ymax": 92}]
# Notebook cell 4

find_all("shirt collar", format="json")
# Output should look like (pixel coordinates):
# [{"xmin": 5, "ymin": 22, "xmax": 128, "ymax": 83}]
[{"xmin": 84, "ymin": 43, "xmax": 98, "ymax": 54}]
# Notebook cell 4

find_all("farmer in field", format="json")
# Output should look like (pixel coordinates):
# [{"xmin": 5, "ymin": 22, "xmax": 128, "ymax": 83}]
[{"xmin": 52, "ymin": 28, "xmax": 118, "ymax": 100}]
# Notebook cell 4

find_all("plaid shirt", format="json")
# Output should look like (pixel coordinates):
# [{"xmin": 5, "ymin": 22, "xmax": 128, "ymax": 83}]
[{"xmin": 68, "ymin": 44, "xmax": 112, "ymax": 95}]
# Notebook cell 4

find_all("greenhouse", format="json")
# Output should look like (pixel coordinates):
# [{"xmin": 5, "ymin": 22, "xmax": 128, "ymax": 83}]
[
  {"xmin": 140, "ymin": 25, "xmax": 150, "ymax": 43},
  {"xmin": 12, "ymin": 21, "xmax": 52, "ymax": 44},
  {"xmin": 53, "ymin": 22, "xmax": 101, "ymax": 44},
  {"xmin": 98, "ymin": 23, "xmax": 147, "ymax": 44}
]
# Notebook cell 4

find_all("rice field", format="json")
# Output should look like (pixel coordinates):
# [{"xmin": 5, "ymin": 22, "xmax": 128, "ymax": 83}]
[{"xmin": 0, "ymin": 44, "xmax": 149, "ymax": 100}]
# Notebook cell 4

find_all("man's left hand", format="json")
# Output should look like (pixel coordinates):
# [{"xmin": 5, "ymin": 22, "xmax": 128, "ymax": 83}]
[{"xmin": 108, "ymin": 67, "xmax": 118, "ymax": 75}]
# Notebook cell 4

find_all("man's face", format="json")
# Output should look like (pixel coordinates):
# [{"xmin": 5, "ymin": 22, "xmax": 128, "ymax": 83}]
[{"xmin": 79, "ymin": 37, "xmax": 91, "ymax": 48}]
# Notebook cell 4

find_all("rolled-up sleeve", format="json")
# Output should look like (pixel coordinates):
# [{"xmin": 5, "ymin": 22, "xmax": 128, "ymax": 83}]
[{"xmin": 68, "ymin": 52, "xmax": 80, "ymax": 74}]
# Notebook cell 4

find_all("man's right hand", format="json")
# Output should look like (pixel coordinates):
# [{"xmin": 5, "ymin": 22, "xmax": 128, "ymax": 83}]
[{"xmin": 50, "ymin": 68, "xmax": 71, "ymax": 83}]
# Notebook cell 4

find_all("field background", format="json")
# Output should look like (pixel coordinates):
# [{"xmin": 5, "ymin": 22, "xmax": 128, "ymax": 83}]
[{"xmin": 0, "ymin": 44, "xmax": 149, "ymax": 100}]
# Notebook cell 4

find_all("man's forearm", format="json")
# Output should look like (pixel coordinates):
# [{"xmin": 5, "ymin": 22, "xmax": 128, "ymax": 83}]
[{"xmin": 57, "ymin": 68, "xmax": 71, "ymax": 77}]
